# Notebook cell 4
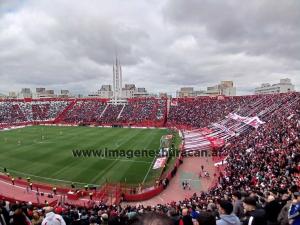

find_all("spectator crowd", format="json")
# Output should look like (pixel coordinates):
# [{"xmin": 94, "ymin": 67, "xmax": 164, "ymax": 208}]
[{"xmin": 0, "ymin": 93, "xmax": 299, "ymax": 225}]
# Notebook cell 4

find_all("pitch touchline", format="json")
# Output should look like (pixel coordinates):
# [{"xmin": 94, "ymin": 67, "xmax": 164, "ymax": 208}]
[
  {"xmin": 0, "ymin": 158, "xmax": 151, "ymax": 186},
  {"xmin": 98, "ymin": 158, "xmax": 152, "ymax": 163},
  {"xmin": 0, "ymin": 180, "xmax": 91, "ymax": 202},
  {"xmin": 0, "ymin": 169, "xmax": 98, "ymax": 186}
]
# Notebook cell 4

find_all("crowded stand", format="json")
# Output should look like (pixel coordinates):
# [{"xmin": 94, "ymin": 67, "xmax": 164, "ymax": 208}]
[
  {"xmin": 0, "ymin": 99, "xmax": 70, "ymax": 126},
  {"xmin": 167, "ymin": 96, "xmax": 262, "ymax": 129},
  {"xmin": 118, "ymin": 98, "xmax": 167, "ymax": 124},
  {"xmin": 100, "ymin": 104, "xmax": 124, "ymax": 124},
  {"xmin": 0, "ymin": 93, "xmax": 300, "ymax": 225},
  {"xmin": 60, "ymin": 100, "xmax": 107, "ymax": 124},
  {"xmin": 59, "ymin": 98, "xmax": 167, "ymax": 126},
  {"xmin": 30, "ymin": 101, "xmax": 70, "ymax": 121}
]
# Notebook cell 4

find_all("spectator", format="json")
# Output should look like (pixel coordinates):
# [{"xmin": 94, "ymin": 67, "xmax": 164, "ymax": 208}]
[
  {"xmin": 278, "ymin": 193, "xmax": 292, "ymax": 225},
  {"xmin": 265, "ymin": 195, "xmax": 281, "ymax": 225},
  {"xmin": 10, "ymin": 204, "xmax": 31, "ymax": 225},
  {"xmin": 231, "ymin": 191, "xmax": 244, "ymax": 220},
  {"xmin": 197, "ymin": 211, "xmax": 216, "ymax": 225},
  {"xmin": 31, "ymin": 210, "xmax": 43, "ymax": 225},
  {"xmin": 288, "ymin": 192, "xmax": 300, "ymax": 225},
  {"xmin": 41, "ymin": 207, "xmax": 66, "ymax": 225},
  {"xmin": 180, "ymin": 208, "xmax": 193, "ymax": 225},
  {"xmin": 242, "ymin": 197, "xmax": 266, "ymax": 225},
  {"xmin": 216, "ymin": 200, "xmax": 240, "ymax": 225}
]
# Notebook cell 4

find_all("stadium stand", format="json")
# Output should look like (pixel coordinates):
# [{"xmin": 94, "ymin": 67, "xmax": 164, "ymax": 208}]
[
  {"xmin": 0, "ymin": 93, "xmax": 299, "ymax": 225},
  {"xmin": 167, "ymin": 95, "xmax": 263, "ymax": 129}
]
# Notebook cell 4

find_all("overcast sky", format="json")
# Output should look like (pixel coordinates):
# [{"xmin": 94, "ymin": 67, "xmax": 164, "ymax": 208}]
[{"xmin": 0, "ymin": 0, "xmax": 299, "ymax": 96}]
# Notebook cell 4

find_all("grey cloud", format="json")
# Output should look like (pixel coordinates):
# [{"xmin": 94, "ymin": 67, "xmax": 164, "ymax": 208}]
[
  {"xmin": 163, "ymin": 0, "xmax": 300, "ymax": 60},
  {"xmin": 0, "ymin": 0, "xmax": 299, "ymax": 95}
]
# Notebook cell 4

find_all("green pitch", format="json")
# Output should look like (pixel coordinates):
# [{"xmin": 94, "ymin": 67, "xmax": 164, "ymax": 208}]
[{"xmin": 0, "ymin": 126, "xmax": 169, "ymax": 186}]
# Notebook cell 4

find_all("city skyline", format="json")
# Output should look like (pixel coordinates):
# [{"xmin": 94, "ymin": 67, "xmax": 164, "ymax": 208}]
[
  {"xmin": 2, "ymin": 78, "xmax": 295, "ymax": 98},
  {"xmin": 0, "ymin": 0, "xmax": 299, "ymax": 96}
]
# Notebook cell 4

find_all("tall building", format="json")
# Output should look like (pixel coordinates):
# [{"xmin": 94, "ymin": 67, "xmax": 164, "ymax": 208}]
[
  {"xmin": 133, "ymin": 87, "xmax": 149, "ymax": 98},
  {"xmin": 176, "ymin": 87, "xmax": 207, "ymax": 97},
  {"xmin": 91, "ymin": 85, "xmax": 113, "ymax": 98},
  {"xmin": 36, "ymin": 88, "xmax": 46, "ymax": 94},
  {"xmin": 18, "ymin": 88, "xmax": 32, "ymax": 98},
  {"xmin": 159, "ymin": 92, "xmax": 170, "ymax": 98},
  {"xmin": 8, "ymin": 92, "xmax": 17, "ymax": 98},
  {"xmin": 90, "ymin": 83, "xmax": 148, "ymax": 98},
  {"xmin": 113, "ymin": 57, "xmax": 123, "ymax": 101},
  {"xmin": 59, "ymin": 90, "xmax": 71, "ymax": 98},
  {"xmin": 255, "ymin": 78, "xmax": 295, "ymax": 94},
  {"xmin": 176, "ymin": 81, "xmax": 236, "ymax": 97},
  {"xmin": 122, "ymin": 84, "xmax": 136, "ymax": 98},
  {"xmin": 206, "ymin": 81, "xmax": 236, "ymax": 96},
  {"xmin": 60, "ymin": 90, "xmax": 70, "ymax": 95},
  {"xmin": 90, "ymin": 58, "xmax": 149, "ymax": 99}
]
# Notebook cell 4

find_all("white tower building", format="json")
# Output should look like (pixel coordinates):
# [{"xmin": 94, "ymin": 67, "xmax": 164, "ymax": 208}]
[
  {"xmin": 110, "ymin": 57, "xmax": 127, "ymax": 105},
  {"xmin": 113, "ymin": 57, "xmax": 123, "ymax": 101}
]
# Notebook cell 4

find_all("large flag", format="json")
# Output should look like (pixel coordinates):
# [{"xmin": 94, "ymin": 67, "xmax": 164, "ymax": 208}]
[
  {"xmin": 246, "ymin": 117, "xmax": 265, "ymax": 129},
  {"xmin": 229, "ymin": 113, "xmax": 264, "ymax": 129}
]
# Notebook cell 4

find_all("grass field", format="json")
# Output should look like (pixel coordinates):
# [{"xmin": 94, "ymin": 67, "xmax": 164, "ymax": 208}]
[{"xmin": 0, "ymin": 126, "xmax": 170, "ymax": 186}]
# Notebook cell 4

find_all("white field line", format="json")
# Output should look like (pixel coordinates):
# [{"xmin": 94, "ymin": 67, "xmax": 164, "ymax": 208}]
[
  {"xmin": 0, "ymin": 157, "xmax": 152, "ymax": 187},
  {"xmin": 142, "ymin": 156, "xmax": 157, "ymax": 184}
]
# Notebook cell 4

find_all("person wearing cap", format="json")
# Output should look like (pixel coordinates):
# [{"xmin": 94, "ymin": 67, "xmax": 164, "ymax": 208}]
[
  {"xmin": 216, "ymin": 200, "xmax": 240, "ymax": 225},
  {"xmin": 242, "ymin": 197, "xmax": 266, "ymax": 225},
  {"xmin": 288, "ymin": 192, "xmax": 300, "ymax": 225},
  {"xmin": 41, "ymin": 206, "xmax": 66, "ymax": 225}
]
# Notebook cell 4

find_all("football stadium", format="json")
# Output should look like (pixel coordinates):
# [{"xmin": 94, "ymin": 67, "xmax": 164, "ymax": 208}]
[{"xmin": 0, "ymin": 1, "xmax": 300, "ymax": 225}]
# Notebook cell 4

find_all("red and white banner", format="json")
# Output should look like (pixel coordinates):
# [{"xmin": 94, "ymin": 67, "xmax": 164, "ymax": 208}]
[
  {"xmin": 212, "ymin": 123, "xmax": 235, "ymax": 136},
  {"xmin": 228, "ymin": 113, "xmax": 264, "ymax": 129},
  {"xmin": 245, "ymin": 116, "xmax": 265, "ymax": 129},
  {"xmin": 200, "ymin": 127, "xmax": 213, "ymax": 136},
  {"xmin": 153, "ymin": 157, "xmax": 167, "ymax": 169}
]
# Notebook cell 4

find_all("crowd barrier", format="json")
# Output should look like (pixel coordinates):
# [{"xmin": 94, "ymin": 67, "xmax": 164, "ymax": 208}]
[{"xmin": 123, "ymin": 186, "xmax": 164, "ymax": 201}]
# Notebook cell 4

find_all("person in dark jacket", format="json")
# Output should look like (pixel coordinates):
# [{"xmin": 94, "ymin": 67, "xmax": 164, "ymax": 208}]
[
  {"xmin": 10, "ymin": 205, "xmax": 31, "ymax": 225},
  {"xmin": 180, "ymin": 208, "xmax": 193, "ymax": 225},
  {"xmin": 167, "ymin": 207, "xmax": 181, "ymax": 225},
  {"xmin": 0, "ymin": 201, "xmax": 9, "ymax": 225},
  {"xmin": 242, "ymin": 197, "xmax": 267, "ymax": 225},
  {"xmin": 265, "ymin": 195, "xmax": 281, "ymax": 225},
  {"xmin": 197, "ymin": 211, "xmax": 216, "ymax": 225}
]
